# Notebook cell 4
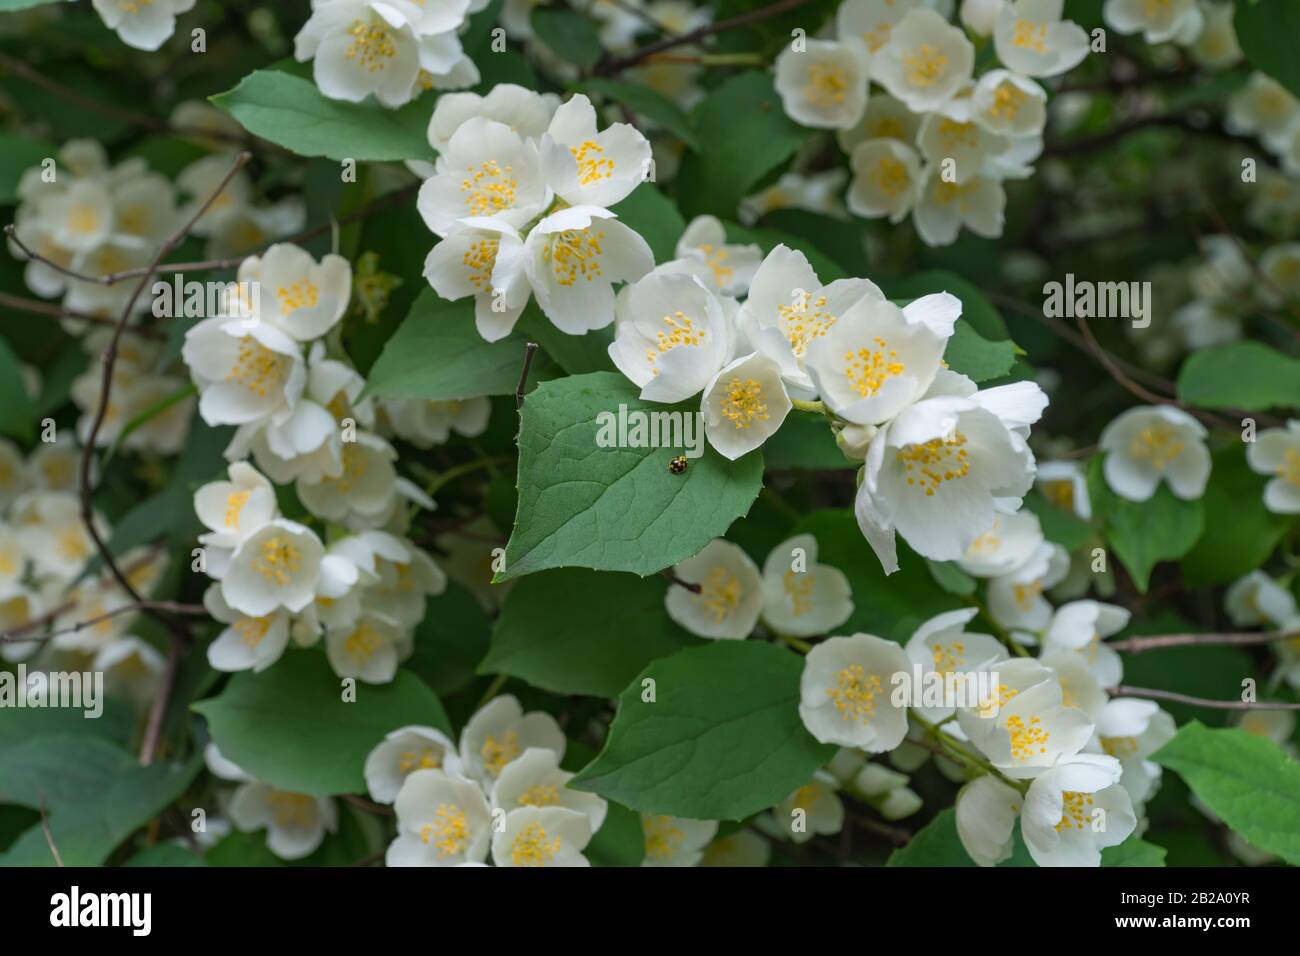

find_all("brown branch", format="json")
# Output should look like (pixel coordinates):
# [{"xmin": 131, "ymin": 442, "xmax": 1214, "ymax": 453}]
[
  {"xmin": 1112, "ymin": 685, "xmax": 1300, "ymax": 711},
  {"xmin": 515, "ymin": 341, "xmax": 539, "ymax": 410},
  {"xmin": 595, "ymin": 0, "xmax": 814, "ymax": 75},
  {"xmin": 1111, "ymin": 629, "xmax": 1299, "ymax": 654},
  {"xmin": 659, "ymin": 568, "xmax": 703, "ymax": 594},
  {"xmin": 845, "ymin": 809, "xmax": 912, "ymax": 846},
  {"xmin": 39, "ymin": 796, "xmax": 64, "ymax": 867},
  {"xmin": 0, "ymin": 599, "xmax": 206, "ymax": 646},
  {"xmin": 139, "ymin": 636, "xmax": 183, "ymax": 765},
  {"xmin": 0, "ymin": 291, "xmax": 165, "ymax": 338},
  {"xmin": 342, "ymin": 794, "xmax": 396, "ymax": 817}
]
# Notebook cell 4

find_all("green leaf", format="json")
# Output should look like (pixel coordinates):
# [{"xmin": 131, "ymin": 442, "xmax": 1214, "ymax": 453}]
[
  {"xmin": 882, "ymin": 270, "xmax": 1009, "ymax": 340},
  {"xmin": 886, "ymin": 809, "xmax": 975, "ymax": 866},
  {"xmin": 211, "ymin": 70, "xmax": 433, "ymax": 162},
  {"xmin": 1153, "ymin": 721, "xmax": 1300, "ymax": 865},
  {"xmin": 927, "ymin": 560, "xmax": 977, "ymax": 597},
  {"xmin": 1088, "ymin": 457, "xmax": 1205, "ymax": 592},
  {"xmin": 1182, "ymin": 447, "xmax": 1294, "ymax": 587},
  {"xmin": 1023, "ymin": 491, "xmax": 1095, "ymax": 552},
  {"xmin": 790, "ymin": 510, "xmax": 962, "ymax": 642},
  {"xmin": 194, "ymin": 653, "xmax": 451, "ymax": 797},
  {"xmin": 610, "ymin": 182, "xmax": 686, "ymax": 264},
  {"xmin": 582, "ymin": 77, "xmax": 701, "ymax": 150},
  {"xmin": 363, "ymin": 290, "xmax": 556, "ymax": 402},
  {"xmin": 405, "ymin": 582, "xmax": 491, "ymax": 698},
  {"xmin": 1101, "ymin": 837, "xmax": 1167, "ymax": 867},
  {"xmin": 941, "ymin": 322, "xmax": 1018, "ymax": 384},
  {"xmin": 0, "ymin": 132, "xmax": 52, "ymax": 204},
  {"xmin": 569, "ymin": 641, "xmax": 834, "ymax": 819},
  {"xmin": 762, "ymin": 409, "xmax": 851, "ymax": 471},
  {"xmin": 500, "ymin": 371, "xmax": 764, "ymax": 580},
  {"xmin": 124, "ymin": 844, "xmax": 209, "ymax": 867},
  {"xmin": 1235, "ymin": 0, "xmax": 1300, "ymax": 100},
  {"xmin": 676, "ymin": 72, "xmax": 808, "ymax": 219},
  {"xmin": 724, "ymin": 220, "xmax": 846, "ymax": 282},
  {"xmin": 531, "ymin": 9, "xmax": 604, "ymax": 70},
  {"xmin": 482, "ymin": 568, "xmax": 703, "ymax": 697},
  {"xmin": 585, "ymin": 799, "xmax": 646, "ymax": 866},
  {"xmin": 0, "ymin": 0, "xmax": 71, "ymax": 10},
  {"xmin": 1176, "ymin": 341, "xmax": 1300, "ymax": 411},
  {"xmin": 0, "ymin": 335, "xmax": 35, "ymax": 441},
  {"xmin": 517, "ymin": 306, "xmax": 616, "ymax": 375}
]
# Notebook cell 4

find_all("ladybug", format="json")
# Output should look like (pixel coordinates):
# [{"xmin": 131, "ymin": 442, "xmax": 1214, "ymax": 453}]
[{"xmin": 668, "ymin": 455, "xmax": 688, "ymax": 475}]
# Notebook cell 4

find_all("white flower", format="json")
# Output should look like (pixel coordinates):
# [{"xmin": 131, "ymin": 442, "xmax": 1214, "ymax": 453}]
[
  {"xmin": 194, "ymin": 461, "xmax": 278, "ymax": 552},
  {"xmin": 960, "ymin": 0, "xmax": 1006, "ymax": 35},
  {"xmin": 238, "ymin": 243, "xmax": 352, "ymax": 342},
  {"xmin": 423, "ymin": 218, "xmax": 530, "ymax": 342},
  {"xmin": 971, "ymin": 69, "xmax": 1048, "ymax": 138},
  {"xmin": 1227, "ymin": 73, "xmax": 1300, "ymax": 153},
  {"xmin": 701, "ymin": 352, "xmax": 792, "ymax": 461},
  {"xmin": 700, "ymin": 830, "xmax": 771, "ymax": 866},
  {"xmin": 641, "ymin": 814, "xmax": 718, "ymax": 866},
  {"xmin": 96, "ymin": 636, "xmax": 166, "ymax": 706},
  {"xmin": 0, "ymin": 439, "xmax": 32, "ymax": 507},
  {"xmin": 492, "ymin": 806, "xmax": 593, "ymax": 867},
  {"xmin": 872, "ymin": 8, "xmax": 974, "ymax": 113},
  {"xmin": 382, "ymin": 396, "xmax": 492, "ymax": 448},
  {"xmin": 228, "ymin": 781, "xmax": 337, "ymax": 861},
  {"xmin": 1041, "ymin": 651, "xmax": 1109, "ymax": 721},
  {"xmin": 203, "ymin": 583, "xmax": 292, "ymax": 673},
  {"xmin": 1094, "ymin": 698, "xmax": 1176, "ymax": 805},
  {"xmin": 837, "ymin": 93, "xmax": 923, "ymax": 154},
  {"xmin": 665, "ymin": 538, "xmax": 763, "ymax": 639},
  {"xmin": 739, "ymin": 168, "xmax": 848, "ymax": 225},
  {"xmin": 1188, "ymin": 1, "xmax": 1241, "ymax": 70},
  {"xmin": 21, "ymin": 490, "xmax": 105, "ymax": 583},
  {"xmin": 958, "ymin": 509, "xmax": 1044, "ymax": 578},
  {"xmin": 1021, "ymin": 753, "xmax": 1136, "ymax": 866},
  {"xmin": 491, "ymin": 747, "xmax": 608, "ymax": 830},
  {"xmin": 760, "ymin": 533, "xmax": 854, "ymax": 637},
  {"xmin": 294, "ymin": 0, "xmax": 469, "ymax": 108},
  {"xmin": 183, "ymin": 318, "xmax": 306, "ymax": 428},
  {"xmin": 993, "ymin": 0, "xmax": 1088, "ymax": 78},
  {"xmin": 458, "ymin": 694, "xmax": 566, "ymax": 787},
  {"xmin": 837, "ymin": 0, "xmax": 920, "ymax": 56},
  {"xmin": 525, "ymin": 204, "xmax": 654, "ymax": 334},
  {"xmin": 774, "ymin": 39, "xmax": 871, "ymax": 131},
  {"xmin": 742, "ymin": 244, "xmax": 885, "ymax": 395},
  {"xmin": 955, "ymin": 774, "xmax": 1021, "ymax": 866},
  {"xmin": 1099, "ymin": 405, "xmax": 1210, "ymax": 502},
  {"xmin": 297, "ymin": 432, "xmax": 399, "ymax": 525},
  {"xmin": 912, "ymin": 166, "xmax": 1006, "ymax": 246},
  {"xmin": 1103, "ymin": 0, "xmax": 1202, "ymax": 45},
  {"xmin": 847, "ymin": 139, "xmax": 923, "ymax": 222},
  {"xmin": 608, "ymin": 269, "xmax": 732, "ymax": 401},
  {"xmin": 1224, "ymin": 570, "xmax": 1297, "ymax": 628},
  {"xmin": 417, "ymin": 118, "xmax": 549, "ymax": 237},
  {"xmin": 1246, "ymin": 419, "xmax": 1300, "ymax": 514},
  {"xmin": 221, "ymin": 518, "xmax": 324, "ymax": 617},
  {"xmin": 987, "ymin": 541, "xmax": 1069, "ymax": 631},
  {"xmin": 775, "ymin": 771, "xmax": 845, "ymax": 843},
  {"xmin": 541, "ymin": 94, "xmax": 651, "ymax": 208},
  {"xmin": 958, "ymin": 657, "xmax": 1095, "ymax": 778},
  {"xmin": 426, "ymin": 83, "xmax": 554, "ymax": 154},
  {"xmin": 365, "ymin": 725, "xmax": 462, "ymax": 803},
  {"xmin": 904, "ymin": 607, "xmax": 1008, "ymax": 721},
  {"xmin": 799, "ymin": 633, "xmax": 911, "ymax": 750},
  {"xmin": 1040, "ymin": 600, "xmax": 1130, "ymax": 687},
  {"xmin": 855, "ymin": 382, "xmax": 1045, "ymax": 571},
  {"xmin": 387, "ymin": 768, "xmax": 492, "ymax": 866},
  {"xmin": 325, "ymin": 614, "xmax": 405, "ymax": 683},
  {"xmin": 917, "ymin": 108, "xmax": 1008, "ymax": 185},
  {"xmin": 675, "ymin": 215, "xmax": 763, "ymax": 297},
  {"xmin": 92, "ymin": 0, "xmax": 195, "ymax": 51},
  {"xmin": 1036, "ymin": 459, "xmax": 1091, "ymax": 520}
]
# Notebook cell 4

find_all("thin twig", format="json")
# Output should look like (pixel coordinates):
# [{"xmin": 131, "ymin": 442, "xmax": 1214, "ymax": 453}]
[
  {"xmin": 139, "ymin": 637, "xmax": 183, "ymax": 765},
  {"xmin": 342, "ymin": 794, "xmax": 396, "ymax": 817},
  {"xmin": 515, "ymin": 341, "xmax": 539, "ymax": 410},
  {"xmin": 0, "ymin": 291, "xmax": 165, "ymax": 338},
  {"xmin": 1112, "ymin": 685, "xmax": 1300, "ymax": 711},
  {"xmin": 0, "ymin": 599, "xmax": 206, "ymax": 646},
  {"xmin": 39, "ymin": 796, "xmax": 64, "ymax": 867},
  {"xmin": 659, "ymin": 568, "xmax": 702, "ymax": 594},
  {"xmin": 1111, "ymin": 629, "xmax": 1299, "ymax": 654}
]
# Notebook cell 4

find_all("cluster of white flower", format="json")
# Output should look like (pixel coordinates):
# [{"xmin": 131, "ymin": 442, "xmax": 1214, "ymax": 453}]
[
  {"xmin": 1225, "ymin": 571, "xmax": 1300, "ymax": 692},
  {"xmin": 294, "ymin": 0, "xmax": 484, "ymax": 108},
  {"xmin": 180, "ymin": 242, "xmax": 448, "ymax": 683},
  {"xmin": 204, "ymin": 743, "xmax": 338, "ymax": 859},
  {"xmin": 0, "ymin": 435, "xmax": 171, "ymax": 702},
  {"xmin": 419, "ymin": 87, "xmax": 656, "ymax": 340},
  {"xmin": 90, "ymin": 0, "xmax": 196, "ymax": 51}
]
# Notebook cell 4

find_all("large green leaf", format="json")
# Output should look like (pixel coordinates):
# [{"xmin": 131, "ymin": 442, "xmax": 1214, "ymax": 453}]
[
  {"xmin": 886, "ymin": 809, "xmax": 977, "ymax": 866},
  {"xmin": 499, "ymin": 371, "xmax": 764, "ymax": 580},
  {"xmin": 194, "ymin": 652, "xmax": 451, "ymax": 797},
  {"xmin": 211, "ymin": 70, "xmax": 434, "ymax": 162},
  {"xmin": 0, "ymin": 336, "xmax": 35, "ymax": 442},
  {"xmin": 405, "ymin": 581, "xmax": 491, "ymax": 698},
  {"xmin": 676, "ymin": 72, "xmax": 808, "ymax": 219},
  {"xmin": 531, "ymin": 9, "xmax": 604, "ymax": 70},
  {"xmin": 1089, "ymin": 457, "xmax": 1205, "ymax": 592},
  {"xmin": 1154, "ymin": 721, "xmax": 1300, "ymax": 865},
  {"xmin": 363, "ymin": 290, "xmax": 556, "ymax": 402},
  {"xmin": 569, "ymin": 641, "xmax": 834, "ymax": 819},
  {"xmin": 1101, "ymin": 837, "xmax": 1168, "ymax": 867},
  {"xmin": 942, "ymin": 322, "xmax": 1019, "ymax": 384},
  {"xmin": 0, "ymin": 131, "xmax": 52, "ymax": 204},
  {"xmin": 1235, "ymin": 0, "xmax": 1300, "ymax": 100},
  {"xmin": 482, "ymin": 568, "xmax": 703, "ymax": 697},
  {"xmin": 1182, "ymin": 447, "xmax": 1293, "ymax": 587},
  {"xmin": 1176, "ymin": 341, "xmax": 1300, "ymax": 412}
]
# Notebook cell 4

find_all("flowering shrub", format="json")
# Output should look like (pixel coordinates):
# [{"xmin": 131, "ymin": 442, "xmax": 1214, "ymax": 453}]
[{"xmin": 1, "ymin": 0, "xmax": 1300, "ymax": 872}]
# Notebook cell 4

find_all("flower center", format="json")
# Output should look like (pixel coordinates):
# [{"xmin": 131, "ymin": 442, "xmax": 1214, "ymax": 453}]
[
  {"xmin": 1055, "ymin": 791, "xmax": 1094, "ymax": 832},
  {"xmin": 463, "ymin": 237, "xmax": 500, "ymax": 290},
  {"xmin": 643, "ymin": 816, "xmax": 684, "ymax": 860},
  {"xmin": 276, "ymin": 278, "xmax": 319, "ymax": 315},
  {"xmin": 1006, "ymin": 714, "xmax": 1050, "ymax": 762},
  {"xmin": 251, "ymin": 535, "xmax": 301, "ymax": 586},
  {"xmin": 844, "ymin": 337, "xmax": 906, "ymax": 397},
  {"xmin": 930, "ymin": 641, "xmax": 966, "ymax": 674},
  {"xmin": 696, "ymin": 565, "xmax": 742, "ymax": 624},
  {"xmin": 695, "ymin": 243, "xmax": 733, "ymax": 288},
  {"xmin": 481, "ymin": 729, "xmax": 521, "ymax": 777},
  {"xmin": 267, "ymin": 791, "xmax": 316, "ymax": 828},
  {"xmin": 569, "ymin": 140, "xmax": 615, "ymax": 185},
  {"xmin": 1128, "ymin": 424, "xmax": 1184, "ymax": 470},
  {"xmin": 397, "ymin": 748, "xmax": 442, "ymax": 773},
  {"xmin": 805, "ymin": 62, "xmax": 848, "ymax": 106},
  {"xmin": 420, "ymin": 803, "xmax": 469, "ymax": 857},
  {"xmin": 989, "ymin": 82, "xmax": 1027, "ymax": 122},
  {"xmin": 782, "ymin": 569, "xmax": 815, "ymax": 617},
  {"xmin": 872, "ymin": 155, "xmax": 911, "ymax": 199},
  {"xmin": 1280, "ymin": 448, "xmax": 1300, "ymax": 487},
  {"xmin": 226, "ymin": 336, "xmax": 287, "ymax": 398},
  {"xmin": 345, "ymin": 19, "xmax": 397, "ymax": 73},
  {"xmin": 460, "ymin": 160, "xmax": 518, "ymax": 217},
  {"xmin": 224, "ymin": 489, "xmax": 251, "ymax": 529},
  {"xmin": 235, "ymin": 615, "xmax": 271, "ymax": 648},
  {"xmin": 511, "ymin": 822, "xmax": 561, "ymax": 866},
  {"xmin": 903, "ymin": 44, "xmax": 949, "ymax": 87},
  {"xmin": 897, "ymin": 431, "xmax": 971, "ymax": 496},
  {"xmin": 544, "ymin": 228, "xmax": 605, "ymax": 287},
  {"xmin": 519, "ymin": 784, "xmax": 561, "ymax": 807},
  {"xmin": 344, "ymin": 621, "xmax": 384, "ymax": 660},
  {"xmin": 720, "ymin": 377, "xmax": 769, "ymax": 430},
  {"xmin": 827, "ymin": 663, "xmax": 882, "ymax": 723},
  {"xmin": 1011, "ymin": 18, "xmax": 1048, "ymax": 53},
  {"xmin": 778, "ymin": 293, "xmax": 836, "ymax": 355}
]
